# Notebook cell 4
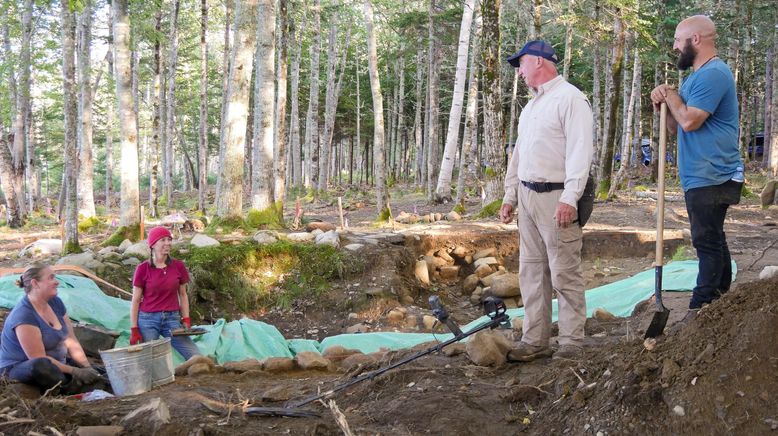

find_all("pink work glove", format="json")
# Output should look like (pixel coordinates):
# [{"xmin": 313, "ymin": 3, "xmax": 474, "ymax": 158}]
[
  {"xmin": 182, "ymin": 317, "xmax": 191, "ymax": 329},
  {"xmin": 130, "ymin": 327, "xmax": 143, "ymax": 345}
]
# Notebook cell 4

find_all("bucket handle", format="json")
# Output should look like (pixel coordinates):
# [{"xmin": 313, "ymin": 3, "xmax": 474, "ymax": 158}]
[{"xmin": 125, "ymin": 345, "xmax": 145, "ymax": 353}]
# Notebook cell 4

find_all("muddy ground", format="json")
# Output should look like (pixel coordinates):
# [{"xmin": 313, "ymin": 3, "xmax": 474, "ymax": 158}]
[{"xmin": 1, "ymin": 187, "xmax": 778, "ymax": 435}]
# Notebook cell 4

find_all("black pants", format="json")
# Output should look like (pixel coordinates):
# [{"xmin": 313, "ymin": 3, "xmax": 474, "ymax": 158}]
[
  {"xmin": 2, "ymin": 358, "xmax": 107, "ymax": 395},
  {"xmin": 684, "ymin": 180, "xmax": 742, "ymax": 309}
]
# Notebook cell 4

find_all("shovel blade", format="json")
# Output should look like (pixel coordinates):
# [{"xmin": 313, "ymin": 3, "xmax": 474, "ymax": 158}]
[{"xmin": 644, "ymin": 307, "xmax": 670, "ymax": 338}]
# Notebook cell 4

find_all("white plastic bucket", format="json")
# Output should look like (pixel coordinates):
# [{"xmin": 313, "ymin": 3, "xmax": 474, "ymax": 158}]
[
  {"xmin": 150, "ymin": 337, "xmax": 174, "ymax": 387},
  {"xmin": 99, "ymin": 344, "xmax": 153, "ymax": 396}
]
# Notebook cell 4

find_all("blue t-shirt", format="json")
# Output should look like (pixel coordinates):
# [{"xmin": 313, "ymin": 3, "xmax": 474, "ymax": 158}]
[
  {"xmin": 677, "ymin": 59, "xmax": 742, "ymax": 191},
  {"xmin": 0, "ymin": 296, "xmax": 69, "ymax": 370}
]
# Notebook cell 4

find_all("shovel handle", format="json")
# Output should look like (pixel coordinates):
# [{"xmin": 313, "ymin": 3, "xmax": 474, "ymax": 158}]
[{"xmin": 654, "ymin": 103, "xmax": 667, "ymax": 309}]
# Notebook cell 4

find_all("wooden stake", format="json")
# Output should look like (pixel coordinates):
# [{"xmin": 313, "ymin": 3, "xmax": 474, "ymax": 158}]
[
  {"xmin": 140, "ymin": 205, "xmax": 145, "ymax": 240},
  {"xmin": 337, "ymin": 197, "xmax": 345, "ymax": 229}
]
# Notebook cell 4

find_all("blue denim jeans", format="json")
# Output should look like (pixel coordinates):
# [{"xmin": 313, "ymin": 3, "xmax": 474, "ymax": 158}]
[
  {"xmin": 685, "ymin": 180, "xmax": 742, "ymax": 309},
  {"xmin": 1, "ymin": 357, "xmax": 107, "ymax": 394},
  {"xmin": 138, "ymin": 310, "xmax": 201, "ymax": 361}
]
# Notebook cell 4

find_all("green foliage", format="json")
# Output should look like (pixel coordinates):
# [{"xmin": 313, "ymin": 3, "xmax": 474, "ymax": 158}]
[
  {"xmin": 62, "ymin": 240, "xmax": 83, "ymax": 255},
  {"xmin": 77, "ymin": 216, "xmax": 105, "ymax": 234},
  {"xmin": 634, "ymin": 185, "xmax": 648, "ymax": 192},
  {"xmin": 205, "ymin": 216, "xmax": 250, "ymax": 234},
  {"xmin": 476, "ymin": 200, "xmax": 502, "ymax": 219},
  {"xmin": 103, "ymin": 224, "xmax": 141, "ymax": 247},
  {"xmin": 452, "ymin": 202, "xmax": 466, "ymax": 215},
  {"xmin": 376, "ymin": 207, "xmax": 391, "ymax": 222},
  {"xmin": 246, "ymin": 202, "xmax": 285, "ymax": 230},
  {"xmin": 179, "ymin": 240, "xmax": 353, "ymax": 312},
  {"xmin": 741, "ymin": 183, "xmax": 755, "ymax": 199},
  {"xmin": 671, "ymin": 244, "xmax": 696, "ymax": 262},
  {"xmin": 22, "ymin": 211, "xmax": 58, "ymax": 229}
]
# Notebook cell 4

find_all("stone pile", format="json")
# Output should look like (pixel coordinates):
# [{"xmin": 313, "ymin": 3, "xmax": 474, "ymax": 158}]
[{"xmin": 395, "ymin": 210, "xmax": 462, "ymax": 224}]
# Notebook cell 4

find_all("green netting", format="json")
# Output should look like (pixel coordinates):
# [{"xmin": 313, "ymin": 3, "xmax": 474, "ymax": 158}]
[{"xmin": 0, "ymin": 260, "xmax": 733, "ymax": 363}]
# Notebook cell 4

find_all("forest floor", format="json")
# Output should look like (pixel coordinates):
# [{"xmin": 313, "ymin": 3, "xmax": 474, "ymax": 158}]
[{"xmin": 1, "ymin": 182, "xmax": 778, "ymax": 435}]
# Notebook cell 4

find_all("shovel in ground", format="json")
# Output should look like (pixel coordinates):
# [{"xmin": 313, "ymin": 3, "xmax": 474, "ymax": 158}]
[{"xmin": 645, "ymin": 102, "xmax": 671, "ymax": 338}]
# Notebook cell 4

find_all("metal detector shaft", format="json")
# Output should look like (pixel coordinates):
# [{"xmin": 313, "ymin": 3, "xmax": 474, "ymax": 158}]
[{"xmin": 285, "ymin": 313, "xmax": 509, "ymax": 409}]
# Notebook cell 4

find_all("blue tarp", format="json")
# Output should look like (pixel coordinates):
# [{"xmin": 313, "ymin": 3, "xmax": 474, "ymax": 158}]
[{"xmin": 0, "ymin": 260, "xmax": 733, "ymax": 364}]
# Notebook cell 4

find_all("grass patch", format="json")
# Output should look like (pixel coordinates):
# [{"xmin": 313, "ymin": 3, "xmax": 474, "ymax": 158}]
[
  {"xmin": 453, "ymin": 202, "xmax": 466, "ymax": 214},
  {"xmin": 179, "ymin": 240, "xmax": 356, "ymax": 313},
  {"xmin": 376, "ymin": 207, "xmax": 391, "ymax": 222},
  {"xmin": 103, "ymin": 224, "xmax": 142, "ymax": 246},
  {"xmin": 205, "ymin": 216, "xmax": 251, "ymax": 234},
  {"xmin": 671, "ymin": 244, "xmax": 696, "ymax": 262},
  {"xmin": 475, "ymin": 199, "xmax": 502, "ymax": 218},
  {"xmin": 78, "ymin": 216, "xmax": 106, "ymax": 234},
  {"xmin": 246, "ymin": 203, "xmax": 285, "ymax": 230},
  {"xmin": 23, "ymin": 211, "xmax": 58, "ymax": 229},
  {"xmin": 742, "ymin": 183, "xmax": 755, "ymax": 199}
]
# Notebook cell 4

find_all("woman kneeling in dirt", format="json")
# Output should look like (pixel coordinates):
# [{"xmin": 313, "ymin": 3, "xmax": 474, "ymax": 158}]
[
  {"xmin": 129, "ymin": 226, "xmax": 201, "ymax": 360},
  {"xmin": 0, "ymin": 263, "xmax": 105, "ymax": 394}
]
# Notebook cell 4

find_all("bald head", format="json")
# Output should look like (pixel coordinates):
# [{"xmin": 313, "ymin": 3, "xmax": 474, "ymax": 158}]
[{"xmin": 673, "ymin": 15, "xmax": 718, "ymax": 70}]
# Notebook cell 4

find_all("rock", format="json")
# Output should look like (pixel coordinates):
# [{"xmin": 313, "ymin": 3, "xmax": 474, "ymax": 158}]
[
  {"xmin": 473, "ymin": 248, "xmax": 497, "ymax": 261},
  {"xmin": 311, "ymin": 229, "xmax": 324, "ymax": 236},
  {"xmin": 174, "ymin": 355, "xmax": 216, "ymax": 376},
  {"xmin": 473, "ymin": 256, "xmax": 499, "ymax": 269},
  {"xmin": 487, "ymin": 274, "xmax": 521, "ymax": 298},
  {"xmin": 287, "ymin": 232, "xmax": 316, "ymax": 242},
  {"xmin": 75, "ymin": 426, "xmax": 125, "ymax": 436},
  {"xmin": 464, "ymin": 254, "xmax": 473, "ymax": 264},
  {"xmin": 100, "ymin": 251, "xmax": 122, "ymax": 262},
  {"xmin": 462, "ymin": 274, "xmax": 481, "ymax": 294},
  {"xmin": 19, "ymin": 239, "xmax": 63, "ymax": 257},
  {"xmin": 503, "ymin": 298, "xmax": 519, "ymax": 309},
  {"xmin": 510, "ymin": 318, "xmax": 522, "ymax": 332},
  {"xmin": 294, "ymin": 351, "xmax": 331, "ymax": 370},
  {"xmin": 759, "ymin": 266, "xmax": 778, "ymax": 280},
  {"xmin": 403, "ymin": 315, "xmax": 418, "ymax": 329},
  {"xmin": 123, "ymin": 241, "xmax": 150, "ymax": 259},
  {"xmin": 470, "ymin": 287, "xmax": 484, "ymax": 305},
  {"xmin": 57, "ymin": 252, "xmax": 104, "ymax": 273},
  {"xmin": 423, "ymin": 255, "xmax": 449, "ymax": 271},
  {"xmin": 222, "ymin": 359, "xmax": 264, "ymax": 373},
  {"xmin": 660, "ymin": 358, "xmax": 681, "ymax": 383},
  {"xmin": 120, "ymin": 398, "xmax": 170, "ymax": 434},
  {"xmin": 341, "ymin": 353, "xmax": 376, "ymax": 371},
  {"xmin": 414, "ymin": 260, "xmax": 431, "ymax": 285},
  {"xmin": 306, "ymin": 221, "xmax": 337, "ymax": 232},
  {"xmin": 442, "ymin": 343, "xmax": 467, "ymax": 357},
  {"xmin": 422, "ymin": 315, "xmax": 440, "ymax": 331},
  {"xmin": 187, "ymin": 363, "xmax": 212, "ymax": 376},
  {"xmin": 474, "ymin": 263, "xmax": 493, "ymax": 278},
  {"xmin": 450, "ymin": 246, "xmax": 468, "ymax": 259},
  {"xmin": 400, "ymin": 294, "xmax": 415, "ymax": 305},
  {"xmin": 344, "ymin": 243, "xmax": 364, "ymax": 252},
  {"xmin": 672, "ymin": 405, "xmax": 685, "ymax": 417},
  {"xmin": 73, "ymin": 323, "xmax": 119, "ymax": 358},
  {"xmin": 764, "ymin": 418, "xmax": 778, "ymax": 430},
  {"xmin": 387, "ymin": 309, "xmax": 406, "ymax": 324},
  {"xmin": 253, "ymin": 231, "xmax": 277, "ymax": 244},
  {"xmin": 261, "ymin": 357, "xmax": 297, "ymax": 373},
  {"xmin": 322, "ymin": 345, "xmax": 362, "ymax": 362},
  {"xmin": 480, "ymin": 270, "xmax": 507, "ymax": 287},
  {"xmin": 435, "ymin": 249, "xmax": 454, "ymax": 263},
  {"xmin": 345, "ymin": 323, "xmax": 369, "ymax": 334},
  {"xmin": 183, "ymin": 219, "xmax": 205, "ymax": 232},
  {"xmin": 121, "ymin": 257, "xmax": 141, "ymax": 267},
  {"xmin": 761, "ymin": 180, "xmax": 778, "ymax": 207},
  {"xmin": 261, "ymin": 386, "xmax": 294, "ymax": 402},
  {"xmin": 98, "ymin": 246, "xmax": 118, "ymax": 255},
  {"xmin": 190, "ymin": 234, "xmax": 220, "ymax": 247},
  {"xmin": 315, "ymin": 230, "xmax": 340, "ymax": 248},
  {"xmin": 643, "ymin": 338, "xmax": 657, "ymax": 351},
  {"xmin": 593, "ymin": 308, "xmax": 619, "ymax": 322},
  {"xmin": 118, "ymin": 239, "xmax": 133, "ymax": 251},
  {"xmin": 439, "ymin": 265, "xmax": 461, "ymax": 281},
  {"xmin": 445, "ymin": 211, "xmax": 461, "ymax": 221},
  {"xmin": 466, "ymin": 330, "xmax": 514, "ymax": 366}
]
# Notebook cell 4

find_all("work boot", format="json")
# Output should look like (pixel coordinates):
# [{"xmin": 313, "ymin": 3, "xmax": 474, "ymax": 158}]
[
  {"xmin": 668, "ymin": 308, "xmax": 700, "ymax": 335},
  {"xmin": 507, "ymin": 342, "xmax": 553, "ymax": 362},
  {"xmin": 552, "ymin": 344, "xmax": 583, "ymax": 360}
]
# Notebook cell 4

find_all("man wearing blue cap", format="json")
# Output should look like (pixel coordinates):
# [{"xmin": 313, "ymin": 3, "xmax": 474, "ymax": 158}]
[{"xmin": 499, "ymin": 40, "xmax": 593, "ymax": 361}]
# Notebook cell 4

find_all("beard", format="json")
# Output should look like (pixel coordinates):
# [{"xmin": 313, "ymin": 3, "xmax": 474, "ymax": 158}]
[{"xmin": 677, "ymin": 39, "xmax": 697, "ymax": 71}]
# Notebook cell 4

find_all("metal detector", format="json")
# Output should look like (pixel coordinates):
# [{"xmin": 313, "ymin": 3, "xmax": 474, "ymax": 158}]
[{"xmin": 245, "ymin": 296, "xmax": 510, "ymax": 418}]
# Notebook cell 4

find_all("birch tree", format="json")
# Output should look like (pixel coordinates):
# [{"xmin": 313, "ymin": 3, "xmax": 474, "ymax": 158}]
[
  {"xmin": 105, "ymin": 29, "xmax": 115, "ymax": 210},
  {"xmin": 434, "ymin": 0, "xmax": 475, "ymax": 202},
  {"xmin": 412, "ymin": 42, "xmax": 424, "ymax": 185},
  {"xmin": 608, "ymin": 43, "xmax": 640, "ymax": 199},
  {"xmin": 77, "ymin": 0, "xmax": 96, "ymax": 218},
  {"xmin": 289, "ymin": 15, "xmax": 303, "ymax": 188},
  {"xmin": 426, "ymin": 0, "xmax": 442, "ymax": 200},
  {"xmin": 274, "ymin": 0, "xmax": 289, "ymax": 204},
  {"xmin": 62, "ymin": 0, "xmax": 79, "ymax": 252},
  {"xmin": 305, "ymin": 0, "xmax": 322, "ymax": 189},
  {"xmin": 319, "ymin": 21, "xmax": 350, "ymax": 192},
  {"xmin": 363, "ymin": 0, "xmax": 387, "ymax": 212},
  {"xmin": 251, "ymin": 0, "xmax": 276, "ymax": 211},
  {"xmin": 216, "ymin": 0, "xmax": 259, "ymax": 218},
  {"xmin": 198, "ymin": 0, "xmax": 208, "ymax": 212},
  {"xmin": 150, "ymin": 9, "xmax": 163, "ymax": 218},
  {"xmin": 596, "ymin": 12, "xmax": 625, "ymax": 197},
  {"xmin": 164, "ymin": 0, "xmax": 180, "ymax": 207},
  {"xmin": 114, "ymin": 0, "xmax": 140, "ymax": 227},
  {"xmin": 10, "ymin": 0, "xmax": 32, "ymax": 222},
  {"xmin": 455, "ymin": 7, "xmax": 481, "ymax": 206},
  {"xmin": 480, "ymin": 0, "xmax": 504, "ymax": 205}
]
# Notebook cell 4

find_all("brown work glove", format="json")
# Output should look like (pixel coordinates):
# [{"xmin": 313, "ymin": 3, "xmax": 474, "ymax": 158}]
[{"xmin": 71, "ymin": 367, "xmax": 101, "ymax": 385}]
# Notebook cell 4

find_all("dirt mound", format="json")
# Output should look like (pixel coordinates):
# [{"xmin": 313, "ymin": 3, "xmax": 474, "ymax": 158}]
[{"xmin": 526, "ymin": 276, "xmax": 778, "ymax": 435}]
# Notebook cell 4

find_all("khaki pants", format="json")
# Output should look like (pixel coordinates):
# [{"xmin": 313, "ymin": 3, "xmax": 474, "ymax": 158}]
[{"xmin": 517, "ymin": 185, "xmax": 585, "ymax": 347}]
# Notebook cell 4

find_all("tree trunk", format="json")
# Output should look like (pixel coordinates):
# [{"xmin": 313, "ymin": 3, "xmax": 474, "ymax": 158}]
[
  {"xmin": 274, "ymin": 0, "xmax": 289, "ymax": 204},
  {"xmin": 149, "ymin": 9, "xmax": 163, "ymax": 218},
  {"xmin": 0, "ymin": 136, "xmax": 21, "ymax": 228},
  {"xmin": 355, "ymin": 45, "xmax": 362, "ymax": 185},
  {"xmin": 413, "ymin": 41, "xmax": 424, "ymax": 185},
  {"xmin": 435, "ymin": 0, "xmax": 475, "ymax": 202},
  {"xmin": 592, "ymin": 44, "xmax": 601, "ymax": 159},
  {"xmin": 770, "ymin": 12, "xmax": 778, "ymax": 177},
  {"xmin": 396, "ymin": 55, "xmax": 407, "ymax": 182},
  {"xmin": 507, "ymin": 27, "xmax": 522, "ymax": 154},
  {"xmin": 289, "ymin": 15, "xmax": 303, "ymax": 188},
  {"xmin": 62, "ymin": 0, "xmax": 79, "ymax": 252},
  {"xmin": 480, "ymin": 0, "xmax": 504, "ymax": 205},
  {"xmin": 455, "ymin": 6, "xmax": 481, "ymax": 206},
  {"xmin": 363, "ymin": 0, "xmax": 387, "ymax": 212},
  {"xmin": 105, "ymin": 28, "xmax": 115, "ymax": 210},
  {"xmin": 737, "ymin": 0, "xmax": 753, "ymax": 160},
  {"xmin": 197, "ymin": 0, "xmax": 208, "ymax": 212},
  {"xmin": 215, "ymin": 0, "xmax": 232, "ymax": 201},
  {"xmin": 164, "ymin": 0, "xmax": 180, "ymax": 207},
  {"xmin": 216, "ymin": 0, "xmax": 258, "ymax": 218},
  {"xmin": 319, "ymin": 20, "xmax": 350, "ymax": 192},
  {"xmin": 595, "ymin": 13, "xmax": 624, "ymax": 197},
  {"xmin": 305, "ymin": 0, "xmax": 322, "ymax": 189},
  {"xmin": 531, "ymin": 0, "xmax": 542, "ymax": 39},
  {"xmin": 765, "ymin": 44, "xmax": 773, "ymax": 168},
  {"xmin": 113, "ymin": 0, "xmax": 140, "ymax": 227},
  {"xmin": 26, "ymin": 102, "xmax": 38, "ymax": 211},
  {"xmin": 10, "ymin": 0, "xmax": 32, "ymax": 221},
  {"xmin": 76, "ymin": 0, "xmax": 96, "ymax": 218},
  {"xmin": 563, "ymin": 0, "xmax": 575, "ymax": 79},
  {"xmin": 250, "ymin": 0, "xmax": 276, "ymax": 210},
  {"xmin": 608, "ymin": 43, "xmax": 640, "ymax": 199},
  {"xmin": 426, "ymin": 0, "xmax": 441, "ymax": 200}
]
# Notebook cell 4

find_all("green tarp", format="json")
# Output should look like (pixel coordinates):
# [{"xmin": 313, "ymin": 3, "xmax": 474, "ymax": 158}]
[{"xmin": 0, "ymin": 260, "xmax": 734, "ymax": 363}]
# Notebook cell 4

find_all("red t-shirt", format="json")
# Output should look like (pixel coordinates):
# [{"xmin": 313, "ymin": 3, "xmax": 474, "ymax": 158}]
[{"xmin": 132, "ymin": 259, "xmax": 190, "ymax": 312}]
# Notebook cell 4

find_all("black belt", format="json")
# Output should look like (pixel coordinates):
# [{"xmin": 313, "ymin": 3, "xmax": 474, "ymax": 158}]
[{"xmin": 521, "ymin": 180, "xmax": 565, "ymax": 193}]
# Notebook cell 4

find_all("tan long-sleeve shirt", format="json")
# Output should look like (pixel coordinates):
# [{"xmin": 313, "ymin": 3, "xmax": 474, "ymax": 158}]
[{"xmin": 502, "ymin": 75, "xmax": 594, "ymax": 209}]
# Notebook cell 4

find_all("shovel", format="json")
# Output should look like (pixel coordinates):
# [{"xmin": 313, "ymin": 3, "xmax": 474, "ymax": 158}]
[{"xmin": 645, "ymin": 102, "xmax": 671, "ymax": 338}]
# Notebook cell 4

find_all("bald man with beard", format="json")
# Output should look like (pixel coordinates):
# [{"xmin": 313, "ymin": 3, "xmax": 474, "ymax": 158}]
[{"xmin": 650, "ymin": 15, "xmax": 743, "ymax": 328}]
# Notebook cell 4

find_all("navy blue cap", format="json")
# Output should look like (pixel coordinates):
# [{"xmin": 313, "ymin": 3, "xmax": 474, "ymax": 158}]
[{"xmin": 507, "ymin": 40, "xmax": 559, "ymax": 67}]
